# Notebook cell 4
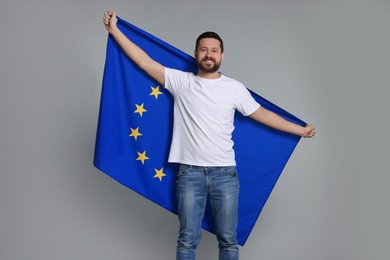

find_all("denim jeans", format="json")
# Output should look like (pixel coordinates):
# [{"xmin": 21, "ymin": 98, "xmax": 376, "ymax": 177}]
[{"xmin": 176, "ymin": 164, "xmax": 239, "ymax": 260}]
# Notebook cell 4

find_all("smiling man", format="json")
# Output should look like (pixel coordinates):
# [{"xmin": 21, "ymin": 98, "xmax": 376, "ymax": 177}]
[
  {"xmin": 195, "ymin": 35, "xmax": 224, "ymax": 76},
  {"xmin": 103, "ymin": 10, "xmax": 315, "ymax": 260}
]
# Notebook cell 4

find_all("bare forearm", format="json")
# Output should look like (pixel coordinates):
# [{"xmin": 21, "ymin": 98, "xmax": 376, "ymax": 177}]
[
  {"xmin": 249, "ymin": 107, "xmax": 305, "ymax": 136},
  {"xmin": 103, "ymin": 11, "xmax": 164, "ymax": 85},
  {"xmin": 110, "ymin": 28, "xmax": 153, "ymax": 70}
]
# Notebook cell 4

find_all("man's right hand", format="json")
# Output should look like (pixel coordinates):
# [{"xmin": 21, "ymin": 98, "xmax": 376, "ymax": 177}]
[{"xmin": 103, "ymin": 10, "xmax": 118, "ymax": 34}]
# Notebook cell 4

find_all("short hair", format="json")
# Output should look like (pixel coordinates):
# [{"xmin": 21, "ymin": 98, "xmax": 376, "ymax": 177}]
[{"xmin": 195, "ymin": 31, "xmax": 224, "ymax": 53}]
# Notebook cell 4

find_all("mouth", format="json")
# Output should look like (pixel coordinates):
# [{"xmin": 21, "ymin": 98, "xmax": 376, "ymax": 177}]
[{"xmin": 202, "ymin": 59, "xmax": 215, "ymax": 65}]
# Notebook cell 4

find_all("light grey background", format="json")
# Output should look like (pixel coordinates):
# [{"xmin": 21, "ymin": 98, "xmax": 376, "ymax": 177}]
[{"xmin": 1, "ymin": 0, "xmax": 389, "ymax": 259}]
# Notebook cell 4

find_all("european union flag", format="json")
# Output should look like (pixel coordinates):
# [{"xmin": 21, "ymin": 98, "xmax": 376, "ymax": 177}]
[{"xmin": 94, "ymin": 17, "xmax": 306, "ymax": 246}]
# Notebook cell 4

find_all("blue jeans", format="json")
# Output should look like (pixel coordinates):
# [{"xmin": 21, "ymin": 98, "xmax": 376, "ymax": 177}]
[{"xmin": 176, "ymin": 164, "xmax": 239, "ymax": 260}]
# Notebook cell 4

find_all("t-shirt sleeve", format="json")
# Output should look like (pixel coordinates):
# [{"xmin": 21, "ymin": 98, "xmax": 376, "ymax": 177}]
[
  {"xmin": 235, "ymin": 86, "xmax": 261, "ymax": 116},
  {"xmin": 164, "ymin": 67, "xmax": 188, "ymax": 94}
]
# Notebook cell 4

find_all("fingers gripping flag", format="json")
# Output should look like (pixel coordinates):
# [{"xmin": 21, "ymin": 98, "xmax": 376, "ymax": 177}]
[{"xmin": 94, "ymin": 17, "xmax": 306, "ymax": 246}]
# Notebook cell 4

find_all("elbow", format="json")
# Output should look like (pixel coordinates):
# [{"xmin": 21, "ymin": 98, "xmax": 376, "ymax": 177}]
[{"xmin": 138, "ymin": 58, "xmax": 151, "ymax": 71}]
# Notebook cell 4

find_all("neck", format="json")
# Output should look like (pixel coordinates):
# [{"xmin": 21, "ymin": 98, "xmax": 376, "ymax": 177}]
[{"xmin": 197, "ymin": 71, "xmax": 221, "ymax": 79}]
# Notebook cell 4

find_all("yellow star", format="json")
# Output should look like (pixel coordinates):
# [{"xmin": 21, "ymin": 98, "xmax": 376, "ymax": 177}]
[
  {"xmin": 136, "ymin": 151, "xmax": 149, "ymax": 165},
  {"xmin": 150, "ymin": 86, "xmax": 163, "ymax": 99},
  {"xmin": 129, "ymin": 127, "xmax": 142, "ymax": 141},
  {"xmin": 154, "ymin": 167, "xmax": 167, "ymax": 182},
  {"xmin": 134, "ymin": 103, "xmax": 147, "ymax": 117}
]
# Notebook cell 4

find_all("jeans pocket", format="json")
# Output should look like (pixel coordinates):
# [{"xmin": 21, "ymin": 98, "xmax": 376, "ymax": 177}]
[
  {"xmin": 177, "ymin": 164, "xmax": 191, "ymax": 177},
  {"xmin": 221, "ymin": 166, "xmax": 237, "ymax": 176}
]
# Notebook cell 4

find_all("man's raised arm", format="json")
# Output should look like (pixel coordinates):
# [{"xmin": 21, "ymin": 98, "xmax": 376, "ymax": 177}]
[
  {"xmin": 103, "ymin": 11, "xmax": 165, "ymax": 85},
  {"xmin": 249, "ymin": 106, "xmax": 316, "ymax": 138}
]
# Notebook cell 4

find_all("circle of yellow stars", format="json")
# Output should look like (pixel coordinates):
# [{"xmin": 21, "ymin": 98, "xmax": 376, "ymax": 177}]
[{"xmin": 129, "ymin": 85, "xmax": 166, "ymax": 182}]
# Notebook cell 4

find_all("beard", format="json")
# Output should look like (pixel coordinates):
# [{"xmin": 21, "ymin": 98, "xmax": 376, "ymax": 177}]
[{"xmin": 196, "ymin": 57, "xmax": 221, "ymax": 73}]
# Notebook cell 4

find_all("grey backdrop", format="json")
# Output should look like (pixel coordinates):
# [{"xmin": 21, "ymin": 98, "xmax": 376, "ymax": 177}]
[{"xmin": 1, "ymin": 0, "xmax": 389, "ymax": 259}]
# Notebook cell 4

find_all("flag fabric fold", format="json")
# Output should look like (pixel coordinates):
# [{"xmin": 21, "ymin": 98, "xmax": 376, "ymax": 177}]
[{"xmin": 94, "ymin": 17, "xmax": 305, "ymax": 246}]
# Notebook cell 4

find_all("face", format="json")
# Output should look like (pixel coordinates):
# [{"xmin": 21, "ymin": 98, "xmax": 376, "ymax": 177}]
[{"xmin": 195, "ymin": 38, "xmax": 224, "ymax": 74}]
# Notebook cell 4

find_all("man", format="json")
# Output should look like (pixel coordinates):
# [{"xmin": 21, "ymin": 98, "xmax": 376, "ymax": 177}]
[{"xmin": 103, "ymin": 10, "xmax": 316, "ymax": 260}]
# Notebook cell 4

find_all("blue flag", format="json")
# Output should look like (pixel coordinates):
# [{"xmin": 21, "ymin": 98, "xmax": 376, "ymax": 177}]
[{"xmin": 94, "ymin": 17, "xmax": 306, "ymax": 246}]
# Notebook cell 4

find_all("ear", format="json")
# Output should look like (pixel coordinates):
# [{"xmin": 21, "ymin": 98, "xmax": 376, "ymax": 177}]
[{"xmin": 221, "ymin": 52, "xmax": 225, "ymax": 62}]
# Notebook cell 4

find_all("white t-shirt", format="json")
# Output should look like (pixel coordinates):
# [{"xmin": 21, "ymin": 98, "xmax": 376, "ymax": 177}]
[{"xmin": 164, "ymin": 67, "xmax": 260, "ymax": 166}]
